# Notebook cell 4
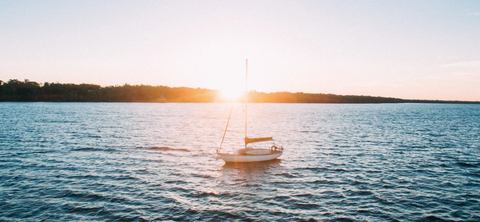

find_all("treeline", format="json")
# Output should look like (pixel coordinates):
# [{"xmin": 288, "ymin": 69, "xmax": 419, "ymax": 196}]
[
  {"xmin": 247, "ymin": 91, "xmax": 402, "ymax": 103},
  {"xmin": 1, "ymin": 79, "xmax": 478, "ymax": 103},
  {"xmin": 0, "ymin": 79, "xmax": 218, "ymax": 102}
]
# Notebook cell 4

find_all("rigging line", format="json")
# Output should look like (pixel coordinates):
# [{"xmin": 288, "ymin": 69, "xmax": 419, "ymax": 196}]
[
  {"xmin": 218, "ymin": 102, "xmax": 235, "ymax": 153},
  {"xmin": 245, "ymin": 59, "xmax": 248, "ymax": 148}
]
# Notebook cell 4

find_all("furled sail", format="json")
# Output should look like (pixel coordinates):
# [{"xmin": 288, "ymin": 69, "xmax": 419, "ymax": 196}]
[{"xmin": 245, "ymin": 137, "xmax": 273, "ymax": 144}]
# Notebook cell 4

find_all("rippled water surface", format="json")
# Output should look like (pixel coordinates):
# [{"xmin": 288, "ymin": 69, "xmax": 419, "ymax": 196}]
[{"xmin": 1, "ymin": 103, "xmax": 479, "ymax": 221}]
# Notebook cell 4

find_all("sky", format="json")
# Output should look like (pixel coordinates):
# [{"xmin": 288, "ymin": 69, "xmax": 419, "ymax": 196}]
[{"xmin": 1, "ymin": 0, "xmax": 480, "ymax": 101}]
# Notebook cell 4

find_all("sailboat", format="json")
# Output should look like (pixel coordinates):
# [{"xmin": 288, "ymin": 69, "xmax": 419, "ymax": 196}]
[{"xmin": 216, "ymin": 59, "xmax": 283, "ymax": 163}]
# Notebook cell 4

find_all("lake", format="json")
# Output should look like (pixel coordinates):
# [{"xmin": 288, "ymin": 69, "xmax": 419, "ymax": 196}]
[{"xmin": 1, "ymin": 102, "xmax": 479, "ymax": 221}]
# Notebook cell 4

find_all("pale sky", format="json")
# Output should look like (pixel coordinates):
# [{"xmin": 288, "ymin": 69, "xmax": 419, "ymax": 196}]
[{"xmin": 1, "ymin": 0, "xmax": 480, "ymax": 101}]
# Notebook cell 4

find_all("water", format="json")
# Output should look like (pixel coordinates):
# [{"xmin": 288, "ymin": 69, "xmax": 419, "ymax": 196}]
[{"xmin": 1, "ymin": 103, "xmax": 479, "ymax": 221}]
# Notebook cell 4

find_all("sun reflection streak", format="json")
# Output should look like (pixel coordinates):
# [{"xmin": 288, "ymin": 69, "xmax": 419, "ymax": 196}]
[{"xmin": 220, "ymin": 160, "xmax": 282, "ymax": 181}]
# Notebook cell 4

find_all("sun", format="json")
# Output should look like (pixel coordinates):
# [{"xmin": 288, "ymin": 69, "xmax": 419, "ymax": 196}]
[{"xmin": 220, "ymin": 88, "xmax": 244, "ymax": 102}]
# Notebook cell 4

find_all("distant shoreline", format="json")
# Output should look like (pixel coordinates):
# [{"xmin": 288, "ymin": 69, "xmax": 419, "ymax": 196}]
[
  {"xmin": 1, "ymin": 79, "xmax": 479, "ymax": 104},
  {"xmin": 2, "ymin": 101, "xmax": 480, "ymax": 104}
]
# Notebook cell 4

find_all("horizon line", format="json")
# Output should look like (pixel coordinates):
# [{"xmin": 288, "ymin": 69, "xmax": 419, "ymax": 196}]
[{"xmin": 1, "ymin": 78, "xmax": 479, "ymax": 103}]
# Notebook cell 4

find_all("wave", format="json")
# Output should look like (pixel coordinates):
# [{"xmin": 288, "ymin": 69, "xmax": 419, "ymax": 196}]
[
  {"xmin": 191, "ymin": 173, "xmax": 215, "ymax": 179},
  {"xmin": 419, "ymin": 215, "xmax": 451, "ymax": 222},
  {"xmin": 60, "ymin": 189, "xmax": 108, "ymax": 202},
  {"xmin": 140, "ymin": 146, "xmax": 190, "ymax": 152},
  {"xmin": 296, "ymin": 167, "xmax": 328, "ymax": 172},
  {"xmin": 456, "ymin": 161, "xmax": 478, "ymax": 168},
  {"xmin": 71, "ymin": 147, "xmax": 117, "ymax": 152},
  {"xmin": 275, "ymin": 172, "xmax": 297, "ymax": 178},
  {"xmin": 71, "ymin": 147, "xmax": 100, "ymax": 151},
  {"xmin": 165, "ymin": 180, "xmax": 188, "ymax": 184},
  {"xmin": 187, "ymin": 191, "xmax": 233, "ymax": 198},
  {"xmin": 293, "ymin": 202, "xmax": 320, "ymax": 210},
  {"xmin": 293, "ymin": 193, "xmax": 315, "ymax": 198},
  {"xmin": 334, "ymin": 168, "xmax": 347, "ymax": 172},
  {"xmin": 348, "ymin": 190, "xmax": 373, "ymax": 196}
]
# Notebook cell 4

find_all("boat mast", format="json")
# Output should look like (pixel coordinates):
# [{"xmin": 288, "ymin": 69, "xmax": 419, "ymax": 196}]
[{"xmin": 245, "ymin": 59, "xmax": 248, "ymax": 149}]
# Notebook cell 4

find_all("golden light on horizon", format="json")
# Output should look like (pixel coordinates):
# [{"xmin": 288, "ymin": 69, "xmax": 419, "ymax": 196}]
[{"xmin": 219, "ymin": 88, "xmax": 244, "ymax": 102}]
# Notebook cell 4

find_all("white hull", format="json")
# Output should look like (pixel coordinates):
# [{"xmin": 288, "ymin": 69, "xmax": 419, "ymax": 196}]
[{"xmin": 218, "ymin": 151, "xmax": 282, "ymax": 163}]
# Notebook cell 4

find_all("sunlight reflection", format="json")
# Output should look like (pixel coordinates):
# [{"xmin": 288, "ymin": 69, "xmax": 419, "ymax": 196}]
[{"xmin": 220, "ymin": 159, "xmax": 282, "ymax": 181}]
